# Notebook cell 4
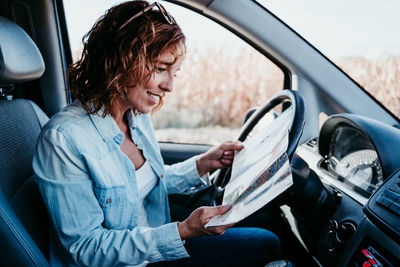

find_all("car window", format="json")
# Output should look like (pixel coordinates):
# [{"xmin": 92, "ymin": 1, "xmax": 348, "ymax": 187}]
[
  {"xmin": 257, "ymin": 0, "xmax": 400, "ymax": 118},
  {"xmin": 63, "ymin": 0, "xmax": 284, "ymax": 146}
]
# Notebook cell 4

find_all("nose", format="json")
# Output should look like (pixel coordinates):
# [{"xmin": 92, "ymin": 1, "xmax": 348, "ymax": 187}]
[{"xmin": 161, "ymin": 72, "xmax": 174, "ymax": 92}]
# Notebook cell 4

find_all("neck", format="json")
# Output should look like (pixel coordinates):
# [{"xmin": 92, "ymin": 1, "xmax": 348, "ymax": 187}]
[{"xmin": 110, "ymin": 99, "xmax": 130, "ymax": 130}]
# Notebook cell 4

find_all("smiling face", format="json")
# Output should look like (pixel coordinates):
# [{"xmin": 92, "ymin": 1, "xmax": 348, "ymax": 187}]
[{"xmin": 123, "ymin": 44, "xmax": 185, "ymax": 114}]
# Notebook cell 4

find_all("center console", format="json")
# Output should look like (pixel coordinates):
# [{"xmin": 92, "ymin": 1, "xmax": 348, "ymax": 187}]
[{"xmin": 348, "ymin": 168, "xmax": 400, "ymax": 267}]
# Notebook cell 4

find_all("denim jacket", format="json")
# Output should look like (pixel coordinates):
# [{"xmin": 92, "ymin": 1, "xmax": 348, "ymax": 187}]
[{"xmin": 32, "ymin": 101, "xmax": 210, "ymax": 266}]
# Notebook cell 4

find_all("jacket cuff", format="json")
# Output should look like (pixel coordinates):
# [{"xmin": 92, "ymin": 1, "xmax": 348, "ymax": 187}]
[
  {"xmin": 153, "ymin": 222, "xmax": 189, "ymax": 261},
  {"xmin": 186, "ymin": 156, "xmax": 211, "ymax": 187}
]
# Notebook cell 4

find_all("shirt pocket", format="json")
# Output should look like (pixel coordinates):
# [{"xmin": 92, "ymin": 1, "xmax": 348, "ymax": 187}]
[{"xmin": 93, "ymin": 185, "xmax": 128, "ymax": 229}]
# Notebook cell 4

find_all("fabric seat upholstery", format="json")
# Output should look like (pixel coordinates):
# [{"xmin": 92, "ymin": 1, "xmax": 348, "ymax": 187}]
[{"xmin": 0, "ymin": 15, "xmax": 50, "ymax": 266}]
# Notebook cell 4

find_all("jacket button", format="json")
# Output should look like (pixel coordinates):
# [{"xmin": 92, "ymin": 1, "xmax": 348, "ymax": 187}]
[{"xmin": 106, "ymin": 198, "xmax": 111, "ymax": 204}]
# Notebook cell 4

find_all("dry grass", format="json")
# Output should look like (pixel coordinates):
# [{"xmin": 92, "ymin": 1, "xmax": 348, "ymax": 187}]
[
  {"xmin": 152, "ymin": 47, "xmax": 284, "ymax": 129},
  {"xmin": 153, "ymin": 51, "xmax": 400, "ymax": 144},
  {"xmin": 337, "ymin": 56, "xmax": 400, "ymax": 116}
]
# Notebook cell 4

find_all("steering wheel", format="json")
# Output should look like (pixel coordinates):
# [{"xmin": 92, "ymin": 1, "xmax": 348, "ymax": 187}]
[{"xmin": 209, "ymin": 89, "xmax": 306, "ymax": 206}]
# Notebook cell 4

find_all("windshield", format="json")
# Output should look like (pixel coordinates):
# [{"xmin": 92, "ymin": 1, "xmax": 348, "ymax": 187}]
[{"xmin": 257, "ymin": 0, "xmax": 400, "ymax": 118}]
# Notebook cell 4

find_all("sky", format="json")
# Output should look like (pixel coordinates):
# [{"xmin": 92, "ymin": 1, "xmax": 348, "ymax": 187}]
[
  {"xmin": 63, "ymin": 0, "xmax": 400, "ymax": 60},
  {"xmin": 261, "ymin": 0, "xmax": 400, "ymax": 59}
]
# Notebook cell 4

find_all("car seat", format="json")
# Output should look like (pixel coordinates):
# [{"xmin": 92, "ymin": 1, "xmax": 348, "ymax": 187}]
[{"xmin": 0, "ymin": 16, "xmax": 50, "ymax": 266}]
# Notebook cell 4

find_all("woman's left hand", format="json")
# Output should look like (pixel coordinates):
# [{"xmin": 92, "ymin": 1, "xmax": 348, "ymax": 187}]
[{"xmin": 196, "ymin": 140, "xmax": 243, "ymax": 177}]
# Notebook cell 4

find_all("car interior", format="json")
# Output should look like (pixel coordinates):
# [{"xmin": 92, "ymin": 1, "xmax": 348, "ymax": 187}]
[{"xmin": 1, "ymin": 0, "xmax": 400, "ymax": 266}]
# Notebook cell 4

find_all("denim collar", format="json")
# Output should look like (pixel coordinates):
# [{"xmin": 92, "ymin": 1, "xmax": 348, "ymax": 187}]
[
  {"xmin": 89, "ymin": 105, "xmax": 137, "ymax": 142},
  {"xmin": 125, "ymin": 109, "xmax": 138, "ymax": 130}
]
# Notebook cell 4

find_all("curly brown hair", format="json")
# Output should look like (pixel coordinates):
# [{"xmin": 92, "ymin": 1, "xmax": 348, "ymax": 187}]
[{"xmin": 68, "ymin": 0, "xmax": 186, "ymax": 116}]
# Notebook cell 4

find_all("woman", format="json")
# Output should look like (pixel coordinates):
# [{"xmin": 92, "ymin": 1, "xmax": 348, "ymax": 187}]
[{"xmin": 33, "ymin": 1, "xmax": 280, "ymax": 266}]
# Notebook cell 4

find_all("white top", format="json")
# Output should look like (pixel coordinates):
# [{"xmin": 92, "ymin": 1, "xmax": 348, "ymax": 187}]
[{"xmin": 135, "ymin": 160, "xmax": 158, "ymax": 226}]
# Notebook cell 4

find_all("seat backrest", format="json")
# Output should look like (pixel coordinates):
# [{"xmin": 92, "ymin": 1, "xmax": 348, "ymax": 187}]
[{"xmin": 0, "ymin": 16, "xmax": 49, "ymax": 266}]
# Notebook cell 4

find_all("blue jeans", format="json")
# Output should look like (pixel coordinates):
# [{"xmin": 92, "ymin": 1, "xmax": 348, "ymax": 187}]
[{"xmin": 148, "ymin": 227, "xmax": 281, "ymax": 266}]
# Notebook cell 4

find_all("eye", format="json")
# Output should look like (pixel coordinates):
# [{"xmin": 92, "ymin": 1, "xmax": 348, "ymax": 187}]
[{"xmin": 155, "ymin": 66, "xmax": 166, "ymax": 73}]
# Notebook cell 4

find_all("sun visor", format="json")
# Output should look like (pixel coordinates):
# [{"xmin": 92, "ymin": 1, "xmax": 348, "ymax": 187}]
[{"xmin": 0, "ymin": 16, "xmax": 45, "ymax": 85}]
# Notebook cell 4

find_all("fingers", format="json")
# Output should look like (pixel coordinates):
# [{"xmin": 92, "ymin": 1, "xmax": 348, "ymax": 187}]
[
  {"xmin": 208, "ymin": 226, "xmax": 226, "ymax": 235},
  {"xmin": 199, "ymin": 205, "xmax": 231, "ymax": 225},
  {"xmin": 219, "ymin": 140, "xmax": 243, "ymax": 151},
  {"xmin": 198, "ymin": 205, "xmax": 231, "ymax": 220},
  {"xmin": 221, "ymin": 151, "xmax": 234, "ymax": 164},
  {"xmin": 219, "ymin": 141, "xmax": 243, "ymax": 166},
  {"xmin": 223, "ymin": 150, "xmax": 234, "ymax": 158},
  {"xmin": 200, "ymin": 225, "xmax": 213, "ymax": 236},
  {"xmin": 206, "ymin": 222, "xmax": 235, "ymax": 235},
  {"xmin": 213, "ymin": 204, "xmax": 232, "ymax": 216},
  {"xmin": 180, "ymin": 205, "xmax": 234, "ymax": 239},
  {"xmin": 220, "ymin": 158, "xmax": 233, "ymax": 166},
  {"xmin": 198, "ymin": 141, "xmax": 243, "ymax": 173}
]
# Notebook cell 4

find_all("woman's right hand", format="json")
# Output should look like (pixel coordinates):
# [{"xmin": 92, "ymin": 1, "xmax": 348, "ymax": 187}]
[{"xmin": 177, "ymin": 204, "xmax": 234, "ymax": 240}]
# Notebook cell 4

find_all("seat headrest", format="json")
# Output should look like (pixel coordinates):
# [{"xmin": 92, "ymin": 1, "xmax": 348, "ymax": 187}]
[{"xmin": 0, "ymin": 16, "xmax": 45, "ymax": 85}]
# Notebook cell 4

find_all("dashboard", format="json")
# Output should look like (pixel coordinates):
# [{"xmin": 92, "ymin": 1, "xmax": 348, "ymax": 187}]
[
  {"xmin": 323, "ymin": 125, "xmax": 383, "ymax": 198},
  {"xmin": 293, "ymin": 114, "xmax": 400, "ymax": 266}
]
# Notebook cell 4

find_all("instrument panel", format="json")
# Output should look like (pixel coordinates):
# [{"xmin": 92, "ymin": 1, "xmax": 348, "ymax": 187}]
[{"xmin": 326, "ymin": 125, "xmax": 384, "ymax": 198}]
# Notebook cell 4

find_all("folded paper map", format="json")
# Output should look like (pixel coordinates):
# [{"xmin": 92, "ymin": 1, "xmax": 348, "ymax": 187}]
[{"xmin": 205, "ymin": 107, "xmax": 293, "ymax": 227}]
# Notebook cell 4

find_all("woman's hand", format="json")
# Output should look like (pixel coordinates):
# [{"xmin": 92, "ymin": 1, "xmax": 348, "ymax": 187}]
[
  {"xmin": 177, "ymin": 205, "xmax": 234, "ymax": 240},
  {"xmin": 196, "ymin": 140, "xmax": 243, "ymax": 177}
]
